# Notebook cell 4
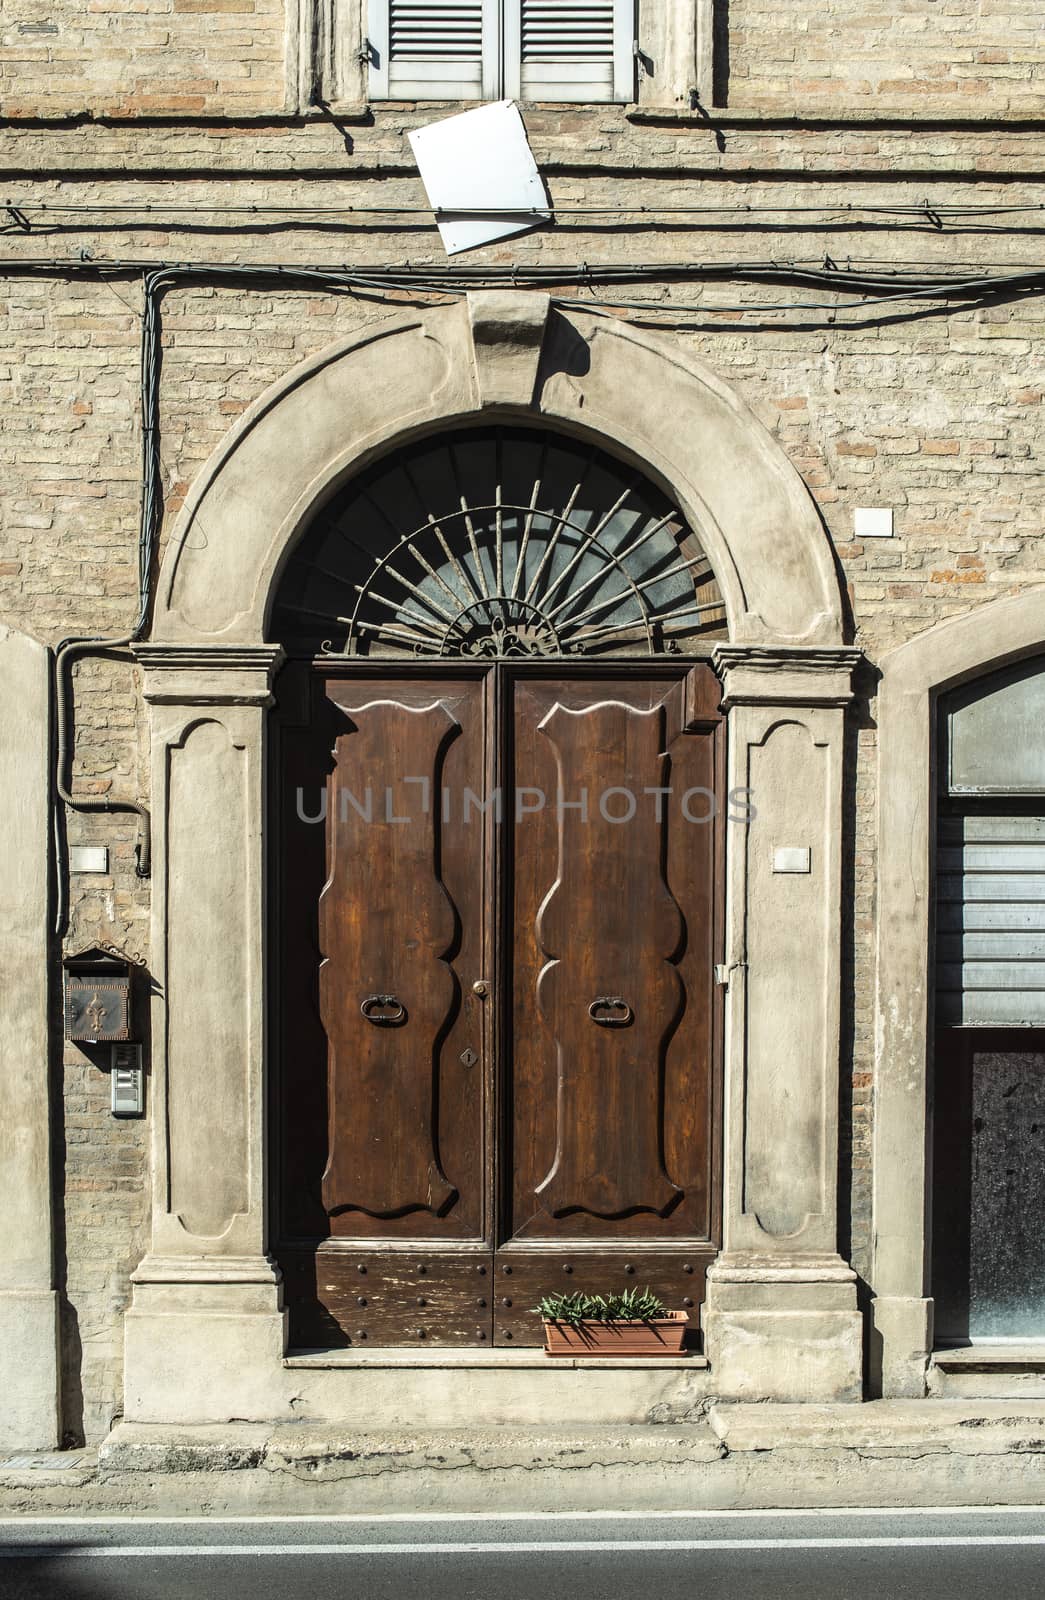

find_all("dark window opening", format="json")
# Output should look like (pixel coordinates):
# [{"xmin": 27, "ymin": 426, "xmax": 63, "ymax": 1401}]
[{"xmin": 933, "ymin": 659, "xmax": 1045, "ymax": 1343}]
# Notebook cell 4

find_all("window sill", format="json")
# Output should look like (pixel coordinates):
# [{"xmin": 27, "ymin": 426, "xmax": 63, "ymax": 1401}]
[
  {"xmin": 932, "ymin": 1344, "xmax": 1045, "ymax": 1373},
  {"xmin": 626, "ymin": 104, "xmax": 1045, "ymax": 130}
]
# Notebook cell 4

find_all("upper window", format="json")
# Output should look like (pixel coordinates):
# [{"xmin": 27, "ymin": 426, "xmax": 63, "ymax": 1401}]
[
  {"xmin": 366, "ymin": 0, "xmax": 635, "ymax": 103},
  {"xmin": 272, "ymin": 424, "xmax": 725, "ymax": 659}
]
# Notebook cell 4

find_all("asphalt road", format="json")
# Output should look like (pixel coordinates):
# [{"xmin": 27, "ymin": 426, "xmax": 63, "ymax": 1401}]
[{"xmin": 3, "ymin": 1508, "xmax": 1045, "ymax": 1600}]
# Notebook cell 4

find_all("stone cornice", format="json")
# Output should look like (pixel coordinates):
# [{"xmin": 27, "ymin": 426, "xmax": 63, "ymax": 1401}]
[
  {"xmin": 136, "ymin": 642, "xmax": 285, "ymax": 706},
  {"xmin": 713, "ymin": 644, "xmax": 863, "ymax": 709}
]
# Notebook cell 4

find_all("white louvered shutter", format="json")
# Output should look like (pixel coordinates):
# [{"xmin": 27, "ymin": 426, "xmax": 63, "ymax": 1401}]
[
  {"xmin": 368, "ymin": 0, "xmax": 500, "ymax": 100},
  {"xmin": 503, "ymin": 0, "xmax": 634, "ymax": 103}
]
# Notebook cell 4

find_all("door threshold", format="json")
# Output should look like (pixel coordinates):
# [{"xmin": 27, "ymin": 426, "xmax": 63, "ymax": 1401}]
[{"xmin": 284, "ymin": 1346, "xmax": 707, "ymax": 1371}]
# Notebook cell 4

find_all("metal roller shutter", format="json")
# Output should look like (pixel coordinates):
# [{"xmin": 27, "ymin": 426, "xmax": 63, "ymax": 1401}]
[{"xmin": 937, "ymin": 814, "xmax": 1045, "ymax": 1026}]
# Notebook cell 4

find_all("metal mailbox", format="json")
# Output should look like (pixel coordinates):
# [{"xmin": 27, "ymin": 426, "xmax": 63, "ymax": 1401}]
[{"xmin": 64, "ymin": 947, "xmax": 134, "ymax": 1042}]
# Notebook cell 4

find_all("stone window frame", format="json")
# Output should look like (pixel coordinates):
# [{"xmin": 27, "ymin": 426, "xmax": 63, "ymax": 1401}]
[
  {"xmin": 871, "ymin": 589, "xmax": 1045, "ymax": 1399},
  {"xmin": 286, "ymin": 0, "xmax": 712, "ymax": 114}
]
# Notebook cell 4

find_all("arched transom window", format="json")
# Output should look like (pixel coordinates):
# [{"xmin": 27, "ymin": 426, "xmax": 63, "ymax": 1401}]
[{"xmin": 272, "ymin": 425, "xmax": 726, "ymax": 658}]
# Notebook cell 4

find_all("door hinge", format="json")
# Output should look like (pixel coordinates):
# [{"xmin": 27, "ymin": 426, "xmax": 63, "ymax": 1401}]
[{"xmin": 715, "ymin": 961, "xmax": 747, "ymax": 988}]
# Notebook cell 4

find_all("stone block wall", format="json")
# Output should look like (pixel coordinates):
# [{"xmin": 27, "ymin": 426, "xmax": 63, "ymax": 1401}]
[{"xmin": 0, "ymin": 5, "xmax": 1042, "ymax": 1434}]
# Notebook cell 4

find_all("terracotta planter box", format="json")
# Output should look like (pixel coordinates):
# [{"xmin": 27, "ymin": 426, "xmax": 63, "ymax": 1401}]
[{"xmin": 541, "ymin": 1311, "xmax": 689, "ymax": 1358}]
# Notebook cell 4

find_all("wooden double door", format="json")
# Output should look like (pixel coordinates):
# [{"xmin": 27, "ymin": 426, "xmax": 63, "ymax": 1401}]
[{"xmin": 276, "ymin": 662, "xmax": 724, "ymax": 1348}]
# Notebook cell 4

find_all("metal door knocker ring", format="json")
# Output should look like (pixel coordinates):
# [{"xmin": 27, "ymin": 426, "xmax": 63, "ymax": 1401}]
[
  {"xmin": 588, "ymin": 996, "xmax": 633, "ymax": 1027},
  {"xmin": 360, "ymin": 994, "xmax": 407, "ymax": 1026}
]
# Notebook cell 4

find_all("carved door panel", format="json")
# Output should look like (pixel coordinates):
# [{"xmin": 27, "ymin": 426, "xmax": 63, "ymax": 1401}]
[
  {"xmin": 278, "ymin": 674, "xmax": 496, "ymax": 1347},
  {"xmin": 495, "ymin": 668, "xmax": 723, "ymax": 1342},
  {"xmin": 277, "ymin": 665, "xmax": 722, "ymax": 1348}
]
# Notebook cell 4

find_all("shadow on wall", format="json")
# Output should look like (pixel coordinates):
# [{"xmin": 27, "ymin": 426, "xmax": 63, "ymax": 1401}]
[
  {"xmin": 838, "ymin": 661, "xmax": 882, "ymax": 1394},
  {"xmin": 50, "ymin": 977, "xmax": 86, "ymax": 1448},
  {"xmin": 58, "ymin": 1298, "xmax": 84, "ymax": 1450},
  {"xmin": 713, "ymin": 0, "xmax": 731, "ymax": 108}
]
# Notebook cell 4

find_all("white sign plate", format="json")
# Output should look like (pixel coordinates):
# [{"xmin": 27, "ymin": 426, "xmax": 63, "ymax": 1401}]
[
  {"xmin": 70, "ymin": 845, "xmax": 109, "ymax": 874},
  {"xmin": 854, "ymin": 506, "xmax": 894, "ymax": 539},
  {"xmin": 773, "ymin": 846, "xmax": 812, "ymax": 874},
  {"xmin": 408, "ymin": 100, "xmax": 551, "ymax": 257}
]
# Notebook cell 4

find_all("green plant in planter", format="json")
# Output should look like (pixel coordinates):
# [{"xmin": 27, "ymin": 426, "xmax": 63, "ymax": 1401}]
[{"xmin": 534, "ymin": 1287, "xmax": 668, "ymax": 1326}]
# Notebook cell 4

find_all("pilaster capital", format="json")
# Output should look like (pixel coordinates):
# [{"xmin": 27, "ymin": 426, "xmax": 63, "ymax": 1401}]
[
  {"xmin": 136, "ymin": 643, "xmax": 285, "ymax": 707},
  {"xmin": 713, "ymin": 644, "xmax": 863, "ymax": 710}
]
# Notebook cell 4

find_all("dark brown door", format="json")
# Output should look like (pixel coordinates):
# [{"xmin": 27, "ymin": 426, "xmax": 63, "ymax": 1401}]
[{"xmin": 276, "ymin": 664, "xmax": 723, "ymax": 1348}]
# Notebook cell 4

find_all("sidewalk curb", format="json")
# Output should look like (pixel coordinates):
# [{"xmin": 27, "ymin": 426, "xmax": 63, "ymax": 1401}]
[{"xmin": 3, "ymin": 1404, "xmax": 1045, "ymax": 1514}]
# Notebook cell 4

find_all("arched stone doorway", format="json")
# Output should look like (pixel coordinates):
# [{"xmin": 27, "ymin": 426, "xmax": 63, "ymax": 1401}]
[
  {"xmin": 125, "ymin": 298, "xmax": 864, "ymax": 1425},
  {"xmin": 270, "ymin": 420, "xmax": 729, "ymax": 1348}
]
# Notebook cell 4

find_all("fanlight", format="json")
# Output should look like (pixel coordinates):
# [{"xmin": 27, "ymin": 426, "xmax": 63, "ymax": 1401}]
[{"xmin": 272, "ymin": 426, "xmax": 726, "ymax": 658}]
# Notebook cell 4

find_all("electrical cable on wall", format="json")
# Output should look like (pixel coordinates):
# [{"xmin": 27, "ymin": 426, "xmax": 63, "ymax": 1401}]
[
  {"xmin": 6, "ymin": 199, "xmax": 1045, "ymax": 223},
  {"xmin": 15, "ymin": 249, "xmax": 1044, "ymax": 929}
]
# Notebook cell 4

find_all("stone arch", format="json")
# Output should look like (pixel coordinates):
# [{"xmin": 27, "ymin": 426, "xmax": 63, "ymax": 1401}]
[
  {"xmin": 127, "ymin": 297, "xmax": 867, "ymax": 1423},
  {"xmin": 871, "ymin": 587, "xmax": 1045, "ymax": 1397},
  {"xmin": 152, "ymin": 295, "xmax": 845, "ymax": 648}
]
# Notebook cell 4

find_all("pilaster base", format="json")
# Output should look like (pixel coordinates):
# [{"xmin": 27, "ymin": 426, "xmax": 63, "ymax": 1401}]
[
  {"xmin": 869, "ymin": 1295, "xmax": 932, "ymax": 1399},
  {"xmin": 703, "ymin": 1257, "xmax": 864, "ymax": 1402},
  {"xmin": 0, "ymin": 1290, "xmax": 59, "ymax": 1449},
  {"xmin": 124, "ymin": 1259, "xmax": 288, "ymax": 1425}
]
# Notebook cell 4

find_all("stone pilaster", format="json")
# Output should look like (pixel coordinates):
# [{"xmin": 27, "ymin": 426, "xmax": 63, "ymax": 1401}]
[
  {"xmin": 703, "ymin": 645, "xmax": 865, "ymax": 1402},
  {"xmin": 0, "ymin": 628, "xmax": 59, "ymax": 1448},
  {"xmin": 123, "ymin": 644, "xmax": 287, "ymax": 1425}
]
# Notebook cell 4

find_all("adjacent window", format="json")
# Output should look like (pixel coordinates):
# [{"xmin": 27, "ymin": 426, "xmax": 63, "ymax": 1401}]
[
  {"xmin": 933, "ymin": 658, "xmax": 1045, "ymax": 1343},
  {"xmin": 936, "ymin": 659, "xmax": 1045, "ymax": 1028},
  {"xmin": 366, "ymin": 0, "xmax": 635, "ymax": 102}
]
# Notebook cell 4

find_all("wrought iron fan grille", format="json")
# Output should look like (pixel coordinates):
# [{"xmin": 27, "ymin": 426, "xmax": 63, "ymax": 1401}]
[{"xmin": 272, "ymin": 426, "xmax": 726, "ymax": 658}]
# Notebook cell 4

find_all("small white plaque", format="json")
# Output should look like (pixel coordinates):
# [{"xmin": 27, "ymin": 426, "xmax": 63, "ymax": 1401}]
[
  {"xmin": 408, "ymin": 100, "xmax": 551, "ymax": 257},
  {"xmin": 773, "ymin": 847, "xmax": 811, "ymax": 874},
  {"xmin": 70, "ymin": 845, "xmax": 109, "ymax": 874},
  {"xmin": 854, "ymin": 507, "xmax": 894, "ymax": 539}
]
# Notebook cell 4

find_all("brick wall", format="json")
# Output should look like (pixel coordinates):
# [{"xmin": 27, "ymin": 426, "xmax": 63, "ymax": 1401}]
[
  {"xmin": 0, "ymin": 0, "xmax": 285, "ymax": 117},
  {"xmin": 724, "ymin": 0, "xmax": 1045, "ymax": 110},
  {"xmin": 61, "ymin": 1039, "xmax": 149, "ymax": 1444},
  {"xmin": 1, "ymin": 13, "xmax": 1043, "ymax": 1431},
  {"xmin": 60, "ymin": 647, "xmax": 148, "ymax": 1443},
  {"xmin": 3, "ymin": 3, "xmax": 1044, "ymax": 117}
]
